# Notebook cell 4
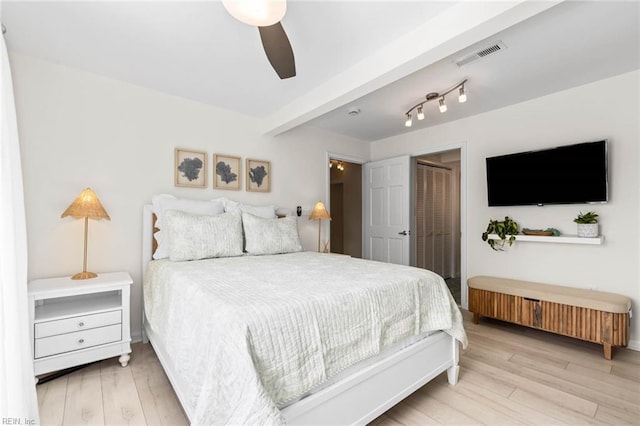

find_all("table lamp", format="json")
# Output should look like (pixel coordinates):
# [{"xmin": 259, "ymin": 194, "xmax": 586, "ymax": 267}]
[
  {"xmin": 309, "ymin": 201, "xmax": 331, "ymax": 252},
  {"xmin": 61, "ymin": 188, "xmax": 110, "ymax": 280}
]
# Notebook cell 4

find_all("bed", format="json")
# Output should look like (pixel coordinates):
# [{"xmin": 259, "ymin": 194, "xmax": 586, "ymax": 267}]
[{"xmin": 141, "ymin": 201, "xmax": 467, "ymax": 425}]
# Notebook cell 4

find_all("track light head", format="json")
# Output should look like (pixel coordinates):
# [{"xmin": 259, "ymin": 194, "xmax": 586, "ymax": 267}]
[
  {"xmin": 417, "ymin": 105, "xmax": 425, "ymax": 120},
  {"xmin": 438, "ymin": 97, "xmax": 447, "ymax": 113},
  {"xmin": 458, "ymin": 85, "xmax": 467, "ymax": 103},
  {"xmin": 405, "ymin": 113, "xmax": 413, "ymax": 127}
]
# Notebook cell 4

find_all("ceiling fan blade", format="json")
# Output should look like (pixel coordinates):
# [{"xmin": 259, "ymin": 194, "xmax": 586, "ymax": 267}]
[{"xmin": 258, "ymin": 22, "xmax": 296, "ymax": 79}]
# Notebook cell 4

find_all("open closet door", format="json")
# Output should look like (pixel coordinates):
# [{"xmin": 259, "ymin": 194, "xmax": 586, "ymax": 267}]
[{"xmin": 363, "ymin": 156, "xmax": 411, "ymax": 265}]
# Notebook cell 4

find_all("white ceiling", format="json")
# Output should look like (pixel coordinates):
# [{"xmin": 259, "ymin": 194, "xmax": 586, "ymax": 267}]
[
  {"xmin": 311, "ymin": 0, "xmax": 640, "ymax": 140},
  {"xmin": 2, "ymin": 1, "xmax": 639, "ymax": 142}
]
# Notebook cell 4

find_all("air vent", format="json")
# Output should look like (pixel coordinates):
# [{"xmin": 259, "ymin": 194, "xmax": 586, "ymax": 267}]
[{"xmin": 455, "ymin": 41, "xmax": 507, "ymax": 67}]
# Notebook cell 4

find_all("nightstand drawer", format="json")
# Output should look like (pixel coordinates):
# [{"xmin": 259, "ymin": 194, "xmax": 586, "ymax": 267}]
[
  {"xmin": 35, "ymin": 324, "xmax": 122, "ymax": 358},
  {"xmin": 35, "ymin": 310, "xmax": 121, "ymax": 338}
]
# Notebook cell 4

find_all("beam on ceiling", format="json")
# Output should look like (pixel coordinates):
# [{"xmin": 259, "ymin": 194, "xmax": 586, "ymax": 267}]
[{"xmin": 259, "ymin": 0, "xmax": 564, "ymax": 137}]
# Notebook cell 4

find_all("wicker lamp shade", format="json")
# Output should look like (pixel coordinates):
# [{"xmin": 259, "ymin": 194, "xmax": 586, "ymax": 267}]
[
  {"xmin": 309, "ymin": 201, "xmax": 331, "ymax": 221},
  {"xmin": 309, "ymin": 201, "xmax": 331, "ymax": 252},
  {"xmin": 61, "ymin": 188, "xmax": 110, "ymax": 280},
  {"xmin": 61, "ymin": 188, "xmax": 110, "ymax": 220}
]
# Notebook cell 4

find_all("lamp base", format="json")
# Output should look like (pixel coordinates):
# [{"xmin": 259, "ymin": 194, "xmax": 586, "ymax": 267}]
[{"xmin": 71, "ymin": 271, "xmax": 98, "ymax": 280}]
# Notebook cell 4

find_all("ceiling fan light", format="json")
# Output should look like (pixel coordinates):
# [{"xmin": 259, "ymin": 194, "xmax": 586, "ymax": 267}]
[
  {"xmin": 438, "ymin": 97, "xmax": 447, "ymax": 113},
  {"xmin": 222, "ymin": 0, "xmax": 287, "ymax": 27},
  {"xmin": 458, "ymin": 85, "xmax": 467, "ymax": 103},
  {"xmin": 416, "ymin": 105, "xmax": 425, "ymax": 120},
  {"xmin": 405, "ymin": 113, "xmax": 413, "ymax": 127}
]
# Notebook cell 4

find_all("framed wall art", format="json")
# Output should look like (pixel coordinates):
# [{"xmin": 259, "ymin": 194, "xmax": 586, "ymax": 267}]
[
  {"xmin": 213, "ymin": 154, "xmax": 241, "ymax": 190},
  {"xmin": 246, "ymin": 158, "xmax": 270, "ymax": 192},
  {"xmin": 174, "ymin": 148, "xmax": 207, "ymax": 188}
]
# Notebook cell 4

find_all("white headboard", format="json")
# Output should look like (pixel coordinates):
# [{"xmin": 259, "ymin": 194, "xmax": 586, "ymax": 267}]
[{"xmin": 142, "ymin": 204, "xmax": 154, "ymax": 274}]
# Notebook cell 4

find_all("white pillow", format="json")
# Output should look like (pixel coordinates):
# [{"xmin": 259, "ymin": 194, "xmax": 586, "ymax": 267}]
[
  {"xmin": 165, "ymin": 210, "xmax": 243, "ymax": 261},
  {"xmin": 152, "ymin": 195, "xmax": 225, "ymax": 259},
  {"xmin": 224, "ymin": 200, "xmax": 277, "ymax": 219},
  {"xmin": 242, "ymin": 212, "xmax": 303, "ymax": 255}
]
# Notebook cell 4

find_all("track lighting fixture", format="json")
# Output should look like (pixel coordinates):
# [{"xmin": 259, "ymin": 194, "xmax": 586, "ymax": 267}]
[
  {"xmin": 329, "ymin": 159, "xmax": 345, "ymax": 171},
  {"xmin": 403, "ymin": 79, "xmax": 467, "ymax": 126}
]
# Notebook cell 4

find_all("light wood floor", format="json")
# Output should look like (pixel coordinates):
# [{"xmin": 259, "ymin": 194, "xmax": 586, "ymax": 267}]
[{"xmin": 37, "ymin": 310, "xmax": 640, "ymax": 425}]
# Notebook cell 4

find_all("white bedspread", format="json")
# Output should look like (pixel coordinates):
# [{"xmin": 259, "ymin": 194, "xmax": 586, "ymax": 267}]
[{"xmin": 144, "ymin": 252, "xmax": 467, "ymax": 425}]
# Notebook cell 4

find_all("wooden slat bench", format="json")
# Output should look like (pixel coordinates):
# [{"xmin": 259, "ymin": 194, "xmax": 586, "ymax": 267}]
[{"xmin": 468, "ymin": 276, "xmax": 631, "ymax": 359}]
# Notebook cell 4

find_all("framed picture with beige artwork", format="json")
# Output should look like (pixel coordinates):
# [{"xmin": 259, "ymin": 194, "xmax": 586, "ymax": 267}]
[
  {"xmin": 174, "ymin": 148, "xmax": 207, "ymax": 188},
  {"xmin": 246, "ymin": 158, "xmax": 270, "ymax": 192},
  {"xmin": 213, "ymin": 154, "xmax": 241, "ymax": 190}
]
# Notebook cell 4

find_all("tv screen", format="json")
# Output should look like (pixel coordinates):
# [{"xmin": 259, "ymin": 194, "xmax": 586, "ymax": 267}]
[{"xmin": 486, "ymin": 140, "xmax": 608, "ymax": 206}]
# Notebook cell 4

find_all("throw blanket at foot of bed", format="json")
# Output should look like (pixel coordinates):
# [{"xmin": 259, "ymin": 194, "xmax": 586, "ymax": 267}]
[{"xmin": 144, "ymin": 252, "xmax": 467, "ymax": 424}]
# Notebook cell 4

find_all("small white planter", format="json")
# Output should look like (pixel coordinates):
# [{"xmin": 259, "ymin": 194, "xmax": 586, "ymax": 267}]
[{"xmin": 577, "ymin": 223, "xmax": 598, "ymax": 238}]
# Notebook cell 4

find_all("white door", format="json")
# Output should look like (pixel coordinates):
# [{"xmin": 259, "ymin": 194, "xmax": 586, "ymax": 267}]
[{"xmin": 363, "ymin": 156, "xmax": 411, "ymax": 265}]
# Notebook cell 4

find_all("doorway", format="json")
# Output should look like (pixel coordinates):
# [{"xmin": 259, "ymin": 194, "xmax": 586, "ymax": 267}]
[
  {"xmin": 413, "ymin": 150, "xmax": 462, "ymax": 304},
  {"xmin": 329, "ymin": 158, "xmax": 362, "ymax": 258}
]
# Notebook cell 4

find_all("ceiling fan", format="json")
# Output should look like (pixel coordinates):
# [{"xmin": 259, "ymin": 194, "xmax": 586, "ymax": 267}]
[{"xmin": 222, "ymin": 0, "xmax": 296, "ymax": 79}]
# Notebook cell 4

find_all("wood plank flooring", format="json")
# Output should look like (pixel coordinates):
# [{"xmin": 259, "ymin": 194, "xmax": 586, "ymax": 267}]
[
  {"xmin": 37, "ymin": 310, "xmax": 640, "ymax": 425},
  {"xmin": 37, "ymin": 342, "xmax": 188, "ymax": 426}
]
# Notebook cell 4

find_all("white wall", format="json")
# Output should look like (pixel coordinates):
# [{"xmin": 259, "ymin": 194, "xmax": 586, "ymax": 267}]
[
  {"xmin": 10, "ymin": 53, "xmax": 369, "ymax": 340},
  {"xmin": 371, "ymin": 71, "xmax": 640, "ymax": 347},
  {"xmin": 11, "ymin": 52, "xmax": 640, "ymax": 349}
]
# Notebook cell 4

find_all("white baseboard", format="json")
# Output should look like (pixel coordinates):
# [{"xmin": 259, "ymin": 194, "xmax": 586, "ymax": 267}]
[
  {"xmin": 131, "ymin": 330, "xmax": 143, "ymax": 343},
  {"xmin": 627, "ymin": 339, "xmax": 640, "ymax": 352}
]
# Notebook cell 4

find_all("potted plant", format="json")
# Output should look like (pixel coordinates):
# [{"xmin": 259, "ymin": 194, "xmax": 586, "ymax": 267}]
[
  {"xmin": 574, "ymin": 211, "xmax": 599, "ymax": 237},
  {"xmin": 481, "ymin": 216, "xmax": 519, "ymax": 251}
]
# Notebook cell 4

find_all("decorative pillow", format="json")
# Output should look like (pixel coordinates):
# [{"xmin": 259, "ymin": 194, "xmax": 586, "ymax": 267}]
[
  {"xmin": 211, "ymin": 197, "xmax": 229, "ymax": 207},
  {"xmin": 152, "ymin": 195, "xmax": 225, "ymax": 259},
  {"xmin": 242, "ymin": 212, "xmax": 303, "ymax": 255},
  {"xmin": 224, "ymin": 200, "xmax": 277, "ymax": 219},
  {"xmin": 164, "ymin": 210, "xmax": 243, "ymax": 261}
]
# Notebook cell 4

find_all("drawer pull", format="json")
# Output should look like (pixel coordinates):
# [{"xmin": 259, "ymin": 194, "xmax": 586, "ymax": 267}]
[
  {"xmin": 78, "ymin": 322, "xmax": 85, "ymax": 327},
  {"xmin": 78, "ymin": 339, "xmax": 85, "ymax": 344},
  {"xmin": 524, "ymin": 297, "xmax": 541, "ymax": 302}
]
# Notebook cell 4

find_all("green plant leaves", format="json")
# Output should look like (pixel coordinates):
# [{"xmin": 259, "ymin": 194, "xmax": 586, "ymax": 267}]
[
  {"xmin": 573, "ymin": 211, "xmax": 598, "ymax": 224},
  {"xmin": 483, "ymin": 216, "xmax": 519, "ymax": 251}
]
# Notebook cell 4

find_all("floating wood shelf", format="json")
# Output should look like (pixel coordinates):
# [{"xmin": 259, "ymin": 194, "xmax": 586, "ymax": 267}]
[{"xmin": 487, "ymin": 234, "xmax": 603, "ymax": 245}]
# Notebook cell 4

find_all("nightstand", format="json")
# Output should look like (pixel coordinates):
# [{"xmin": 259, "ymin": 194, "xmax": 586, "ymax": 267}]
[{"xmin": 28, "ymin": 272, "xmax": 132, "ymax": 380}]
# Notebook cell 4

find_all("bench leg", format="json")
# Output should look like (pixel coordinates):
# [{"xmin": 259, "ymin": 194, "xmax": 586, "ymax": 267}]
[
  {"xmin": 603, "ymin": 343, "xmax": 612, "ymax": 360},
  {"xmin": 472, "ymin": 312, "xmax": 479, "ymax": 324}
]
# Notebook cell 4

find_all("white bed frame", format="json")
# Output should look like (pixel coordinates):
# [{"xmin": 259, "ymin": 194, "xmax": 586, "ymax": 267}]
[{"xmin": 141, "ymin": 205, "xmax": 459, "ymax": 425}]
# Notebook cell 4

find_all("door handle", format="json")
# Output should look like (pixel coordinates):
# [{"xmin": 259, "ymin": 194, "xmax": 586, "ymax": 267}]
[{"xmin": 398, "ymin": 230, "xmax": 410, "ymax": 236}]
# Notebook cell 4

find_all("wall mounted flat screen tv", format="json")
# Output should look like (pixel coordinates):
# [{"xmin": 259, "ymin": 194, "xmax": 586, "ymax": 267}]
[{"xmin": 486, "ymin": 140, "xmax": 608, "ymax": 206}]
